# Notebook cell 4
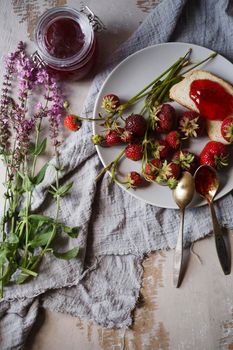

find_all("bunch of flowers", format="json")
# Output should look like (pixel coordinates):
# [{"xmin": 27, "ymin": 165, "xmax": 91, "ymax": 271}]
[{"xmin": 0, "ymin": 42, "xmax": 79, "ymax": 297}]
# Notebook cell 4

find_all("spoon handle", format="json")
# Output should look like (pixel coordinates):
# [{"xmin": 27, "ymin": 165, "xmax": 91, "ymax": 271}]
[
  {"xmin": 209, "ymin": 201, "xmax": 231, "ymax": 275},
  {"xmin": 173, "ymin": 208, "xmax": 185, "ymax": 287}
]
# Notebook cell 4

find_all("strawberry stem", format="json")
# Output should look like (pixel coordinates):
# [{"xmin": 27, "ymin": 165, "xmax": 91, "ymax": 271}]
[
  {"xmin": 181, "ymin": 52, "xmax": 217, "ymax": 76},
  {"xmin": 95, "ymin": 147, "xmax": 126, "ymax": 181},
  {"xmin": 121, "ymin": 49, "xmax": 192, "ymax": 108}
]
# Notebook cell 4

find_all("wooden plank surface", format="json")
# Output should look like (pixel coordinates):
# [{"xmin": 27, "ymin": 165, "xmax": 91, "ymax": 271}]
[{"xmin": 0, "ymin": 1, "xmax": 233, "ymax": 349}]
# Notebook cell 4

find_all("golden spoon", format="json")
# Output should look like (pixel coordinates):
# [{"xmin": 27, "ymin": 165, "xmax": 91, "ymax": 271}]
[{"xmin": 173, "ymin": 171, "xmax": 195, "ymax": 287}]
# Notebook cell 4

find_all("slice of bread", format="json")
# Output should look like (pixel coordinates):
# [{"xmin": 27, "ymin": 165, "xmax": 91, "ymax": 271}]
[{"xmin": 169, "ymin": 69, "xmax": 233, "ymax": 144}]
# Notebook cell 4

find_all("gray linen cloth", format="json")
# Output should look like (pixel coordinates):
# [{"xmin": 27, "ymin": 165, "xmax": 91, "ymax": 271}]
[{"xmin": 1, "ymin": 0, "xmax": 233, "ymax": 348}]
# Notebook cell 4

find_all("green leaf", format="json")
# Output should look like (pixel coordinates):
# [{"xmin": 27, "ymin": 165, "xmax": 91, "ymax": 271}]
[
  {"xmin": 57, "ymin": 182, "xmax": 73, "ymax": 197},
  {"xmin": 2, "ymin": 261, "xmax": 17, "ymax": 284},
  {"xmin": 16, "ymin": 273, "xmax": 29, "ymax": 284},
  {"xmin": 29, "ymin": 214, "xmax": 54, "ymax": 222},
  {"xmin": 28, "ymin": 142, "xmax": 36, "ymax": 154},
  {"xmin": 33, "ymin": 163, "xmax": 48, "ymax": 185},
  {"xmin": 63, "ymin": 225, "xmax": 80, "ymax": 238},
  {"xmin": 53, "ymin": 247, "xmax": 79, "ymax": 260},
  {"xmin": 29, "ymin": 227, "xmax": 55, "ymax": 248},
  {"xmin": 6, "ymin": 233, "xmax": 19, "ymax": 244},
  {"xmin": 23, "ymin": 175, "xmax": 33, "ymax": 192},
  {"xmin": 33, "ymin": 138, "xmax": 47, "ymax": 156}
]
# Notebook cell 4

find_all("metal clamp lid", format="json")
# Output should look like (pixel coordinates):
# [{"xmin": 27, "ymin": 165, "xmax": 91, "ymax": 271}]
[{"xmin": 80, "ymin": 3, "xmax": 106, "ymax": 32}]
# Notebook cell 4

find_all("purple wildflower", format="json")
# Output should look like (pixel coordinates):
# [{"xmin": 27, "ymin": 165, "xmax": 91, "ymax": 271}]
[
  {"xmin": 47, "ymin": 78, "xmax": 64, "ymax": 148},
  {"xmin": 36, "ymin": 102, "xmax": 43, "ymax": 111},
  {"xmin": 36, "ymin": 69, "xmax": 49, "ymax": 84},
  {"xmin": 13, "ymin": 117, "xmax": 35, "ymax": 168},
  {"xmin": 0, "ymin": 42, "xmax": 65, "ymax": 159},
  {"xmin": 0, "ymin": 48, "xmax": 19, "ymax": 152}
]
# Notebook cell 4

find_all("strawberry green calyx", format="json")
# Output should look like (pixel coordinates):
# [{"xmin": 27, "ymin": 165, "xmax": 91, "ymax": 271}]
[
  {"xmin": 179, "ymin": 116, "xmax": 200, "ymax": 138},
  {"xmin": 151, "ymin": 142, "xmax": 165, "ymax": 159},
  {"xmin": 121, "ymin": 130, "xmax": 133, "ymax": 143},
  {"xmin": 149, "ymin": 106, "xmax": 161, "ymax": 130},
  {"xmin": 101, "ymin": 94, "xmax": 120, "ymax": 113},
  {"xmin": 91, "ymin": 134, "xmax": 105, "ymax": 145},
  {"xmin": 155, "ymin": 160, "xmax": 172, "ymax": 183},
  {"xmin": 221, "ymin": 121, "xmax": 233, "ymax": 143},
  {"xmin": 155, "ymin": 175, "xmax": 164, "ymax": 184},
  {"xmin": 126, "ymin": 171, "xmax": 143, "ymax": 188},
  {"xmin": 167, "ymin": 177, "xmax": 178, "ymax": 189},
  {"xmin": 156, "ymin": 161, "xmax": 180, "ymax": 188},
  {"xmin": 221, "ymin": 117, "xmax": 233, "ymax": 143},
  {"xmin": 173, "ymin": 151, "xmax": 194, "ymax": 169},
  {"xmin": 143, "ymin": 158, "xmax": 162, "ymax": 182},
  {"xmin": 225, "ymin": 124, "xmax": 233, "ymax": 143},
  {"xmin": 214, "ymin": 154, "xmax": 229, "ymax": 169}
]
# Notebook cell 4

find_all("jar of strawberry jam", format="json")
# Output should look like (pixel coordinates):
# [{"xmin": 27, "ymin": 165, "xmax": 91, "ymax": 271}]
[{"xmin": 35, "ymin": 6, "xmax": 102, "ymax": 80}]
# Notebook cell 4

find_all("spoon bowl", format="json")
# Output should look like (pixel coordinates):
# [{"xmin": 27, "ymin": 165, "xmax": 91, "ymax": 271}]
[
  {"xmin": 194, "ymin": 165, "xmax": 230, "ymax": 275},
  {"xmin": 172, "ymin": 171, "xmax": 195, "ymax": 287},
  {"xmin": 194, "ymin": 165, "xmax": 219, "ymax": 202},
  {"xmin": 173, "ymin": 171, "xmax": 195, "ymax": 209}
]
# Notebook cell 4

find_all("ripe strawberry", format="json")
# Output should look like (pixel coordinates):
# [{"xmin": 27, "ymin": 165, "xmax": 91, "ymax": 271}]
[
  {"xmin": 221, "ymin": 117, "xmax": 233, "ymax": 143},
  {"xmin": 64, "ymin": 115, "xmax": 81, "ymax": 131},
  {"xmin": 125, "ymin": 143, "xmax": 143, "ymax": 161},
  {"xmin": 150, "ymin": 104, "xmax": 176, "ymax": 133},
  {"xmin": 151, "ymin": 139, "xmax": 171, "ymax": 159},
  {"xmin": 144, "ymin": 159, "xmax": 162, "ymax": 181},
  {"xmin": 172, "ymin": 150, "xmax": 199, "ymax": 174},
  {"xmin": 126, "ymin": 171, "xmax": 143, "ymax": 188},
  {"xmin": 178, "ymin": 111, "xmax": 206, "ymax": 138},
  {"xmin": 200, "ymin": 141, "xmax": 229, "ymax": 169},
  {"xmin": 165, "ymin": 130, "xmax": 181, "ymax": 150},
  {"xmin": 125, "ymin": 114, "xmax": 147, "ymax": 137},
  {"xmin": 101, "ymin": 94, "xmax": 120, "ymax": 113},
  {"xmin": 105, "ymin": 130, "xmax": 122, "ymax": 146}
]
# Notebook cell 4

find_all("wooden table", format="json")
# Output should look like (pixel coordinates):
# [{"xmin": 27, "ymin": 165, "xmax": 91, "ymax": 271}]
[{"xmin": 1, "ymin": 1, "xmax": 233, "ymax": 349}]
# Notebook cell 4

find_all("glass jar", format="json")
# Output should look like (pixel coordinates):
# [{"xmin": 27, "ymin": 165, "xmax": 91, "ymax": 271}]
[{"xmin": 35, "ymin": 6, "xmax": 98, "ymax": 80}]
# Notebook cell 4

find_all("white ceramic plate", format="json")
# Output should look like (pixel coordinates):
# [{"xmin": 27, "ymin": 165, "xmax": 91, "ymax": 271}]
[{"xmin": 93, "ymin": 42, "xmax": 233, "ymax": 209}]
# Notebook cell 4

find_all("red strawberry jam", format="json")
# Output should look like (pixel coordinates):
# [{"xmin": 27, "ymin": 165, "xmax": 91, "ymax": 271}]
[
  {"xmin": 44, "ymin": 18, "xmax": 85, "ymax": 59},
  {"xmin": 35, "ymin": 7, "xmax": 98, "ymax": 80},
  {"xmin": 195, "ymin": 166, "xmax": 217, "ymax": 201},
  {"xmin": 190, "ymin": 80, "xmax": 233, "ymax": 121}
]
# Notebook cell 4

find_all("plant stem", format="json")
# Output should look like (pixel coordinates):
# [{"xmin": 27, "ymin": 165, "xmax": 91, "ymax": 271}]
[
  {"xmin": 181, "ymin": 52, "xmax": 217, "ymax": 75},
  {"xmin": 1, "ymin": 158, "xmax": 9, "ymax": 240},
  {"xmin": 96, "ymin": 148, "xmax": 126, "ymax": 182},
  {"xmin": 122, "ymin": 49, "xmax": 192, "ymax": 108},
  {"xmin": 23, "ymin": 157, "xmax": 30, "ymax": 266},
  {"xmin": 31, "ymin": 119, "xmax": 42, "ymax": 178},
  {"xmin": 10, "ymin": 172, "xmax": 19, "ymax": 235},
  {"xmin": 0, "ymin": 161, "xmax": 8, "ymax": 298},
  {"xmin": 27, "ymin": 117, "xmax": 43, "ymax": 214},
  {"xmin": 29, "ymin": 150, "xmax": 61, "ymax": 271}
]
